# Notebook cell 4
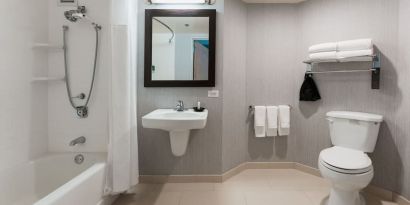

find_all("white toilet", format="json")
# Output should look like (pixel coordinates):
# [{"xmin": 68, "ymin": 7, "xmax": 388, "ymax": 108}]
[{"xmin": 319, "ymin": 111, "xmax": 383, "ymax": 205}]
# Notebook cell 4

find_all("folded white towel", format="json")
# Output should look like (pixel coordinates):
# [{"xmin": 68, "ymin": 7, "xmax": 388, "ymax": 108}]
[
  {"xmin": 309, "ymin": 42, "xmax": 338, "ymax": 53},
  {"xmin": 254, "ymin": 106, "xmax": 266, "ymax": 138},
  {"xmin": 278, "ymin": 105, "xmax": 290, "ymax": 136},
  {"xmin": 266, "ymin": 106, "xmax": 278, "ymax": 137},
  {"xmin": 338, "ymin": 39, "xmax": 373, "ymax": 52},
  {"xmin": 309, "ymin": 51, "xmax": 338, "ymax": 61},
  {"xmin": 337, "ymin": 49, "xmax": 374, "ymax": 62}
]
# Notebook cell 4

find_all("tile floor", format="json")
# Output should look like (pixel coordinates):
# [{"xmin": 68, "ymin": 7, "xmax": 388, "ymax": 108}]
[{"xmin": 113, "ymin": 169, "xmax": 397, "ymax": 205}]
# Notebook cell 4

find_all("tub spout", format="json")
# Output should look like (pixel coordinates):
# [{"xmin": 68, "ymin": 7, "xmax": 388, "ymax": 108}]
[{"xmin": 69, "ymin": 136, "xmax": 86, "ymax": 146}]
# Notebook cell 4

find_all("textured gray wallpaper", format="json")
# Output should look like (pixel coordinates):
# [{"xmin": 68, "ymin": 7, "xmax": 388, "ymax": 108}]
[
  {"xmin": 136, "ymin": 0, "xmax": 410, "ymax": 199},
  {"xmin": 221, "ymin": 0, "xmax": 248, "ymax": 172},
  {"xmin": 245, "ymin": 0, "xmax": 409, "ymax": 198},
  {"xmin": 137, "ymin": 1, "xmax": 225, "ymax": 175}
]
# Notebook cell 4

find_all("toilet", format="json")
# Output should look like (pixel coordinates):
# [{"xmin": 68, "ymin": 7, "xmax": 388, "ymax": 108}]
[{"xmin": 319, "ymin": 111, "xmax": 383, "ymax": 205}]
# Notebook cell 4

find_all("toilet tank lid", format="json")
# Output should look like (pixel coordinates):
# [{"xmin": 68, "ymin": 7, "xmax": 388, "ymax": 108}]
[{"xmin": 327, "ymin": 111, "xmax": 383, "ymax": 122}]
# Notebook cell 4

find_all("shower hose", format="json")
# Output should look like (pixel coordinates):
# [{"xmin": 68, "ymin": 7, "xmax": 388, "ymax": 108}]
[{"xmin": 62, "ymin": 25, "xmax": 101, "ymax": 117}]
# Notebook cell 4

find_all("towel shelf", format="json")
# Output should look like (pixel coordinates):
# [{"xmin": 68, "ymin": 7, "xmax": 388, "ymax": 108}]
[
  {"xmin": 31, "ymin": 76, "xmax": 66, "ymax": 82},
  {"xmin": 32, "ymin": 43, "xmax": 64, "ymax": 50},
  {"xmin": 306, "ymin": 69, "xmax": 377, "ymax": 74},
  {"xmin": 303, "ymin": 54, "xmax": 381, "ymax": 89},
  {"xmin": 303, "ymin": 55, "xmax": 376, "ymax": 64}
]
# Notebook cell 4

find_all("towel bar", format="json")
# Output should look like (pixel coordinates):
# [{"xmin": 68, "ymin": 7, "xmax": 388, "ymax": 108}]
[{"xmin": 249, "ymin": 105, "xmax": 292, "ymax": 112}]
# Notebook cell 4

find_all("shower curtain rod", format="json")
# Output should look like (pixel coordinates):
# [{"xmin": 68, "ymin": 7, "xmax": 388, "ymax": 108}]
[{"xmin": 153, "ymin": 17, "xmax": 175, "ymax": 43}]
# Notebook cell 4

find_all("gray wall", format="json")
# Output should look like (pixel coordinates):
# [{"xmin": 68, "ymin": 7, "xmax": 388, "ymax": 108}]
[
  {"xmin": 246, "ymin": 4, "xmax": 299, "ymax": 163},
  {"xmin": 245, "ymin": 0, "xmax": 409, "ymax": 199},
  {"xmin": 137, "ymin": 0, "xmax": 410, "ymax": 199},
  {"xmin": 221, "ymin": 0, "xmax": 248, "ymax": 172},
  {"xmin": 137, "ymin": 1, "xmax": 225, "ymax": 175},
  {"xmin": 396, "ymin": 0, "xmax": 410, "ymax": 198}
]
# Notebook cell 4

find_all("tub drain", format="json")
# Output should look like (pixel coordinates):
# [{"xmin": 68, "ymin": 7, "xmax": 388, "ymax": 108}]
[{"xmin": 74, "ymin": 154, "xmax": 84, "ymax": 164}]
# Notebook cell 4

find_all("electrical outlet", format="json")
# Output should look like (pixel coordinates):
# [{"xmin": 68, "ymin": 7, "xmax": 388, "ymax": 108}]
[
  {"xmin": 208, "ymin": 90, "xmax": 219, "ymax": 98},
  {"xmin": 58, "ymin": 0, "xmax": 77, "ymax": 6}
]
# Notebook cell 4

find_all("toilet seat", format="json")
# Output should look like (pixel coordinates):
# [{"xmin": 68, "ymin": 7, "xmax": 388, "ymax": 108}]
[{"xmin": 319, "ymin": 146, "xmax": 372, "ymax": 174}]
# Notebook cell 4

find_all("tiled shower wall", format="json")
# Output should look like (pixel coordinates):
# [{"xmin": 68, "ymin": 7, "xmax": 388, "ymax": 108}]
[{"xmin": 0, "ymin": 0, "xmax": 49, "ymax": 173}]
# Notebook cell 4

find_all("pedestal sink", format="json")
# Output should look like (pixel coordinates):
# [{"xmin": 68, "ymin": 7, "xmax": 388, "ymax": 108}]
[{"xmin": 142, "ymin": 109, "xmax": 208, "ymax": 156}]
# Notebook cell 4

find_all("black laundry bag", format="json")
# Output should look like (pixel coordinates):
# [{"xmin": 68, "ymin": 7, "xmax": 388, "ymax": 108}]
[{"xmin": 300, "ymin": 74, "xmax": 321, "ymax": 101}]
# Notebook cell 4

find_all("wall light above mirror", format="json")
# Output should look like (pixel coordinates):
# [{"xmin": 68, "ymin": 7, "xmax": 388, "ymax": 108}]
[
  {"xmin": 147, "ymin": 0, "xmax": 215, "ymax": 5},
  {"xmin": 145, "ymin": 9, "xmax": 216, "ymax": 87}
]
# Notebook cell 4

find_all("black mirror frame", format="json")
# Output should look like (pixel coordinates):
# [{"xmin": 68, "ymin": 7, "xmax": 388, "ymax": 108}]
[{"xmin": 144, "ymin": 9, "xmax": 216, "ymax": 87}]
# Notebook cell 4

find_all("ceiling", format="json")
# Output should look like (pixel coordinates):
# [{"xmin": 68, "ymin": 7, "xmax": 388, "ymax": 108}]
[
  {"xmin": 242, "ymin": 0, "xmax": 306, "ymax": 3},
  {"xmin": 153, "ymin": 17, "xmax": 209, "ymax": 34}
]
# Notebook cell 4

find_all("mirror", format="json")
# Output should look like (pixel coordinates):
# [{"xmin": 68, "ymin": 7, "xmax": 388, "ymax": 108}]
[{"xmin": 145, "ymin": 10, "xmax": 216, "ymax": 87}]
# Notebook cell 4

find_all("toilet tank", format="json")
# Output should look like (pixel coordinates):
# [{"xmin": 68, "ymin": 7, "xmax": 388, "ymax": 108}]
[{"xmin": 326, "ymin": 111, "xmax": 383, "ymax": 153}]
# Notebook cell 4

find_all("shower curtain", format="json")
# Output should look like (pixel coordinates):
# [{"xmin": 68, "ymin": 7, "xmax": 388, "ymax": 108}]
[{"xmin": 106, "ymin": 0, "xmax": 139, "ymax": 194}]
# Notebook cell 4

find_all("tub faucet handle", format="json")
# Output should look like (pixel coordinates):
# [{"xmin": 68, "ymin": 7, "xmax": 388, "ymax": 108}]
[{"xmin": 69, "ymin": 136, "xmax": 86, "ymax": 146}]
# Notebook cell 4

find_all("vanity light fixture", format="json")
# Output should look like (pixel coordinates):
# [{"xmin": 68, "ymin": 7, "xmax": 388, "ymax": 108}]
[{"xmin": 147, "ymin": 0, "xmax": 215, "ymax": 5}]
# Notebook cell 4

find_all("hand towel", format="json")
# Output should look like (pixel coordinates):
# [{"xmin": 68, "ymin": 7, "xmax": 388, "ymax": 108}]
[
  {"xmin": 300, "ymin": 74, "xmax": 321, "ymax": 101},
  {"xmin": 254, "ymin": 106, "xmax": 266, "ymax": 138},
  {"xmin": 278, "ymin": 105, "xmax": 290, "ymax": 136},
  {"xmin": 337, "ymin": 49, "xmax": 374, "ymax": 62},
  {"xmin": 309, "ymin": 51, "xmax": 338, "ymax": 62},
  {"xmin": 266, "ymin": 106, "xmax": 278, "ymax": 137},
  {"xmin": 308, "ymin": 42, "xmax": 338, "ymax": 53},
  {"xmin": 338, "ymin": 39, "xmax": 373, "ymax": 51}
]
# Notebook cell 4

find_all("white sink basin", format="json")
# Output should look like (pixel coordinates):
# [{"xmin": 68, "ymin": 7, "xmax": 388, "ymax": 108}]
[
  {"xmin": 142, "ymin": 109, "xmax": 208, "ymax": 131},
  {"xmin": 142, "ymin": 109, "xmax": 208, "ymax": 156}
]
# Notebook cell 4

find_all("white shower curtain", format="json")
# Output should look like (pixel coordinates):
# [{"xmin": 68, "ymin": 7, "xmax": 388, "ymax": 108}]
[{"xmin": 106, "ymin": 0, "xmax": 139, "ymax": 194}]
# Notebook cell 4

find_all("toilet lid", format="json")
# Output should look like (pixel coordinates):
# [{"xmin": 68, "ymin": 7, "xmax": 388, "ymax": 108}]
[{"xmin": 320, "ymin": 146, "xmax": 372, "ymax": 172}]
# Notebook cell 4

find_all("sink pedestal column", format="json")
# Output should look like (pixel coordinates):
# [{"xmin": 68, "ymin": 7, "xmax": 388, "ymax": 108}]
[{"xmin": 169, "ymin": 130, "xmax": 190, "ymax": 156}]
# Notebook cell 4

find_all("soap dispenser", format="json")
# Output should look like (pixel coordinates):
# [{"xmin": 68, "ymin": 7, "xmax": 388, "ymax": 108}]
[{"xmin": 194, "ymin": 99, "xmax": 205, "ymax": 112}]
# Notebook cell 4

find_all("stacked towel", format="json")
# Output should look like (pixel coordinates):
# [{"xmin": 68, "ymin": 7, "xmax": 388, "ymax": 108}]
[
  {"xmin": 338, "ymin": 39, "xmax": 373, "ymax": 51},
  {"xmin": 309, "ymin": 52, "xmax": 338, "ymax": 62},
  {"xmin": 308, "ymin": 42, "xmax": 337, "ymax": 53},
  {"xmin": 308, "ymin": 39, "xmax": 374, "ymax": 61},
  {"xmin": 278, "ymin": 105, "xmax": 290, "ymax": 136},
  {"xmin": 254, "ymin": 106, "xmax": 266, "ymax": 138},
  {"xmin": 266, "ymin": 106, "xmax": 278, "ymax": 137},
  {"xmin": 337, "ymin": 49, "xmax": 374, "ymax": 62}
]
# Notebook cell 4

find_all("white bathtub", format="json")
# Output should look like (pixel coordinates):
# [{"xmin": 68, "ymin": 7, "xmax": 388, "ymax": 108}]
[{"xmin": 0, "ymin": 153, "xmax": 110, "ymax": 205}]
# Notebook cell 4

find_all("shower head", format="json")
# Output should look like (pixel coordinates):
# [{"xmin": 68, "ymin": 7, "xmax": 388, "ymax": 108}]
[
  {"xmin": 64, "ymin": 6, "xmax": 86, "ymax": 22},
  {"xmin": 64, "ymin": 6, "xmax": 102, "ymax": 30}
]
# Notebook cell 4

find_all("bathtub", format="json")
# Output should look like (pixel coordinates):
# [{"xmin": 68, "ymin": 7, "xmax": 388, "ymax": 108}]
[{"xmin": 0, "ymin": 153, "xmax": 112, "ymax": 205}]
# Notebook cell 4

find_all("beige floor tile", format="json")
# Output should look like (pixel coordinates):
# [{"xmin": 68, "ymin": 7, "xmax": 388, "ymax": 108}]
[
  {"xmin": 364, "ymin": 193, "xmax": 398, "ymax": 205},
  {"xmin": 132, "ymin": 183, "xmax": 163, "ymax": 194},
  {"xmin": 113, "ymin": 169, "xmax": 399, "ymax": 205},
  {"xmin": 269, "ymin": 171, "xmax": 331, "ymax": 190},
  {"xmin": 215, "ymin": 190, "xmax": 247, "ymax": 205},
  {"xmin": 159, "ymin": 183, "xmax": 215, "ymax": 192},
  {"xmin": 304, "ymin": 188, "xmax": 331, "ymax": 205},
  {"xmin": 180, "ymin": 191, "xmax": 219, "ymax": 205},
  {"xmin": 304, "ymin": 190, "xmax": 399, "ymax": 205},
  {"xmin": 245, "ymin": 190, "xmax": 314, "ymax": 205},
  {"xmin": 217, "ymin": 174, "xmax": 272, "ymax": 191},
  {"xmin": 114, "ymin": 191, "xmax": 182, "ymax": 205}
]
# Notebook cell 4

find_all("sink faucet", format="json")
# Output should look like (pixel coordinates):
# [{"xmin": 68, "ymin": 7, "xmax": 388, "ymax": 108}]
[
  {"xmin": 176, "ymin": 100, "xmax": 184, "ymax": 112},
  {"xmin": 69, "ymin": 136, "xmax": 86, "ymax": 146}
]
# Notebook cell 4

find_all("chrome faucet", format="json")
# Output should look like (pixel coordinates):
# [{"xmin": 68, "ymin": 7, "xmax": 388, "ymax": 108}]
[
  {"xmin": 69, "ymin": 136, "xmax": 86, "ymax": 146},
  {"xmin": 176, "ymin": 100, "xmax": 185, "ymax": 112}
]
